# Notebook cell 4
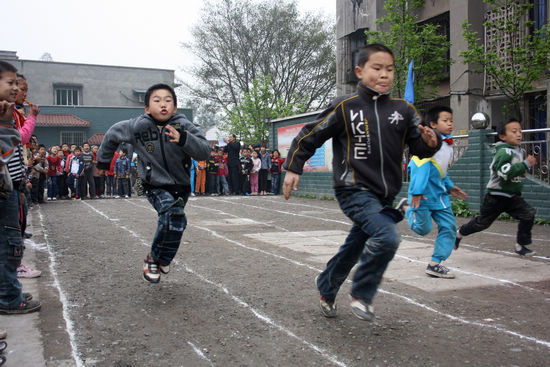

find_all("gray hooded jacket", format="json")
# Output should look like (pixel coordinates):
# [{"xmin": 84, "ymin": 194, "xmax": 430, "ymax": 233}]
[{"xmin": 97, "ymin": 113, "xmax": 211, "ymax": 191}]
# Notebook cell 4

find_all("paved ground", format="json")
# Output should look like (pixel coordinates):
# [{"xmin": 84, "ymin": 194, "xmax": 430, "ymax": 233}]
[{"xmin": 1, "ymin": 194, "xmax": 549, "ymax": 366}]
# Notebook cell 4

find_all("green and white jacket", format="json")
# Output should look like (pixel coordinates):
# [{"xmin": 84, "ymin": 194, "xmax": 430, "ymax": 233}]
[{"xmin": 487, "ymin": 142, "xmax": 531, "ymax": 197}]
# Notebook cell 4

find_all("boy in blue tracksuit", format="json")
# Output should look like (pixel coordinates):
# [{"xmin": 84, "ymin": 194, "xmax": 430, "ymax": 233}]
[
  {"xmin": 283, "ymin": 44, "xmax": 440, "ymax": 321},
  {"xmin": 97, "ymin": 83, "xmax": 211, "ymax": 283},
  {"xmin": 402, "ymin": 106, "xmax": 467, "ymax": 279}
]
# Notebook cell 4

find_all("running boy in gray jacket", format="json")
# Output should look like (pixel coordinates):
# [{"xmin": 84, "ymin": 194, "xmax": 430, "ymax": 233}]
[{"xmin": 97, "ymin": 84, "xmax": 211, "ymax": 283}]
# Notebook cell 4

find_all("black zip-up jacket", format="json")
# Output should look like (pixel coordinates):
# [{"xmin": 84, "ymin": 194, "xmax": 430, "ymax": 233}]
[{"xmin": 283, "ymin": 83, "xmax": 441, "ymax": 199}]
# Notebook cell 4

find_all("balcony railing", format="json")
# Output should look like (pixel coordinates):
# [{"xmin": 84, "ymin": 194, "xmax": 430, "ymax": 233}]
[{"xmin": 402, "ymin": 127, "xmax": 550, "ymax": 185}]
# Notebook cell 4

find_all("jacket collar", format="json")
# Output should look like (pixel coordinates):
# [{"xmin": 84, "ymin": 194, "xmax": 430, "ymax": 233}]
[{"xmin": 356, "ymin": 82, "xmax": 391, "ymax": 101}]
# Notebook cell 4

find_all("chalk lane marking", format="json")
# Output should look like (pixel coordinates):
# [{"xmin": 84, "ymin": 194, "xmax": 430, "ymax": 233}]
[
  {"xmin": 183, "ymin": 202, "xmax": 550, "ymax": 349},
  {"xmin": 199, "ymin": 200, "xmax": 550, "ymax": 290},
  {"xmin": 187, "ymin": 341, "xmax": 215, "ymax": 367},
  {"xmin": 36, "ymin": 210, "xmax": 85, "ymax": 367},
  {"xmin": 85, "ymin": 201, "xmax": 349, "ymax": 367}
]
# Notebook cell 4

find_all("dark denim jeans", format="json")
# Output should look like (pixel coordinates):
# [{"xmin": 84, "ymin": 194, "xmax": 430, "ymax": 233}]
[
  {"xmin": 146, "ymin": 188, "xmax": 190, "ymax": 266},
  {"xmin": 317, "ymin": 186, "xmax": 403, "ymax": 304},
  {"xmin": 0, "ymin": 188, "xmax": 24, "ymax": 308}
]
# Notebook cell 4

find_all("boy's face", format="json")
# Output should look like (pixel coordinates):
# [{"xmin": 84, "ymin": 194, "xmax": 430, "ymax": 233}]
[
  {"xmin": 354, "ymin": 51, "xmax": 394, "ymax": 94},
  {"xmin": 70, "ymin": 144, "xmax": 76, "ymax": 152},
  {"xmin": 51, "ymin": 146, "xmax": 58, "ymax": 155},
  {"xmin": 500, "ymin": 121, "xmax": 523, "ymax": 146},
  {"xmin": 74, "ymin": 149, "xmax": 81, "ymax": 156},
  {"xmin": 57, "ymin": 150, "xmax": 64, "ymax": 158},
  {"xmin": 92, "ymin": 146, "xmax": 98, "ymax": 153},
  {"xmin": 38, "ymin": 147, "xmax": 46, "ymax": 155},
  {"xmin": 62, "ymin": 144, "xmax": 69, "ymax": 151},
  {"xmin": 0, "ymin": 71, "xmax": 19, "ymax": 102},
  {"xmin": 430, "ymin": 111, "xmax": 453, "ymax": 136},
  {"xmin": 15, "ymin": 78, "xmax": 27, "ymax": 105},
  {"xmin": 82, "ymin": 144, "xmax": 90, "ymax": 152},
  {"xmin": 145, "ymin": 89, "xmax": 177, "ymax": 122}
]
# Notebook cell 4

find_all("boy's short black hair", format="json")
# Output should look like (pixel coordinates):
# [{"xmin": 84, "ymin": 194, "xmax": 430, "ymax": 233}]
[
  {"xmin": 144, "ymin": 83, "xmax": 177, "ymax": 107},
  {"xmin": 356, "ymin": 44, "xmax": 394, "ymax": 67},
  {"xmin": 38, "ymin": 144, "xmax": 46, "ymax": 150},
  {"xmin": 423, "ymin": 106, "xmax": 453, "ymax": 127},
  {"xmin": 497, "ymin": 118, "xmax": 521, "ymax": 136},
  {"xmin": 0, "ymin": 61, "xmax": 17, "ymax": 78},
  {"xmin": 74, "ymin": 146, "xmax": 82, "ymax": 152},
  {"xmin": 16, "ymin": 73, "xmax": 26, "ymax": 80},
  {"xmin": 121, "ymin": 148, "xmax": 128, "ymax": 155}
]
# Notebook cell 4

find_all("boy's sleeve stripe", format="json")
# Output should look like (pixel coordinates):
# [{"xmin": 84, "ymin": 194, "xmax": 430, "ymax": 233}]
[
  {"xmin": 287, "ymin": 96, "xmax": 356, "ymax": 170},
  {"xmin": 340, "ymin": 99, "xmax": 355, "ymax": 184}
]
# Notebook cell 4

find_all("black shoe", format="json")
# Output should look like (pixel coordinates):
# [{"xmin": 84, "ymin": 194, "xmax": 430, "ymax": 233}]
[
  {"xmin": 454, "ymin": 231, "xmax": 462, "ymax": 250},
  {"xmin": 0, "ymin": 300, "xmax": 41, "ymax": 315},
  {"xmin": 22, "ymin": 292, "xmax": 32, "ymax": 302},
  {"xmin": 0, "ymin": 340, "xmax": 6, "ymax": 353},
  {"xmin": 515, "ymin": 244, "xmax": 535, "ymax": 257},
  {"xmin": 395, "ymin": 197, "xmax": 408, "ymax": 216},
  {"xmin": 23, "ymin": 232, "xmax": 33, "ymax": 239}
]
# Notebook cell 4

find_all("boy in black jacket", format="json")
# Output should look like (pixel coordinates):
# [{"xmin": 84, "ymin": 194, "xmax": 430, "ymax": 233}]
[
  {"xmin": 97, "ymin": 84, "xmax": 210, "ymax": 283},
  {"xmin": 283, "ymin": 44, "xmax": 439, "ymax": 321}
]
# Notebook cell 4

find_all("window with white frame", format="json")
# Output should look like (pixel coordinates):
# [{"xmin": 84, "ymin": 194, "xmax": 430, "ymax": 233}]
[{"xmin": 55, "ymin": 87, "xmax": 81, "ymax": 106}]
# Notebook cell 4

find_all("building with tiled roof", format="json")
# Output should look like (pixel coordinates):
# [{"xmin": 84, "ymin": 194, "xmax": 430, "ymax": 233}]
[{"xmin": 36, "ymin": 114, "xmax": 91, "ymax": 127}]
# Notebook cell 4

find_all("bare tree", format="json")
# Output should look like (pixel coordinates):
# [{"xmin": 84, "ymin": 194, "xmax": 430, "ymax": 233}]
[{"xmin": 183, "ymin": 0, "xmax": 335, "ymax": 114}]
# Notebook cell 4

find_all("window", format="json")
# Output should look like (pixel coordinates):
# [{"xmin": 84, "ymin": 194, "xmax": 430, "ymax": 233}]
[
  {"xmin": 346, "ymin": 28, "xmax": 368, "ymax": 84},
  {"xmin": 55, "ymin": 87, "xmax": 81, "ymax": 105},
  {"xmin": 532, "ymin": 0, "xmax": 547, "ymax": 32},
  {"xmin": 60, "ymin": 131, "xmax": 85, "ymax": 146}
]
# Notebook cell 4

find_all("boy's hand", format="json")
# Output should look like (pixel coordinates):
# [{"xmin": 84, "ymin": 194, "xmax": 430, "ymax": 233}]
[
  {"xmin": 410, "ymin": 194, "xmax": 426, "ymax": 209},
  {"xmin": 29, "ymin": 104, "xmax": 40, "ymax": 117},
  {"xmin": 0, "ymin": 101, "xmax": 14, "ymax": 121},
  {"xmin": 418, "ymin": 125, "xmax": 438, "ymax": 148},
  {"xmin": 450, "ymin": 186, "xmax": 468, "ymax": 200},
  {"xmin": 526, "ymin": 155, "xmax": 537, "ymax": 167},
  {"xmin": 283, "ymin": 171, "xmax": 300, "ymax": 200},
  {"xmin": 164, "ymin": 124, "xmax": 180, "ymax": 143}
]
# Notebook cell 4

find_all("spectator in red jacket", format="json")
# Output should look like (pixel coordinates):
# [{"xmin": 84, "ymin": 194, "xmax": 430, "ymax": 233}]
[{"xmin": 270, "ymin": 149, "xmax": 285, "ymax": 195}]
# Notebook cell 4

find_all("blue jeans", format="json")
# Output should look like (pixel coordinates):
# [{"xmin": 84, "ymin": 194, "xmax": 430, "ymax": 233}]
[
  {"xmin": 146, "ymin": 188, "xmax": 189, "ymax": 266},
  {"xmin": 0, "ymin": 189, "xmax": 24, "ymax": 308},
  {"xmin": 47, "ymin": 176, "xmax": 58, "ymax": 198},
  {"xmin": 317, "ymin": 186, "xmax": 402, "ymax": 304},
  {"xmin": 67, "ymin": 175, "xmax": 81, "ymax": 198},
  {"xmin": 406, "ymin": 207, "xmax": 457, "ymax": 263},
  {"xmin": 271, "ymin": 173, "xmax": 281, "ymax": 194},
  {"xmin": 217, "ymin": 175, "xmax": 229, "ymax": 194}
]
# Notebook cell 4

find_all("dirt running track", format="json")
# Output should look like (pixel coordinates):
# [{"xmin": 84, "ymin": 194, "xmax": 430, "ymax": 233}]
[{"xmin": 24, "ymin": 195, "xmax": 550, "ymax": 366}]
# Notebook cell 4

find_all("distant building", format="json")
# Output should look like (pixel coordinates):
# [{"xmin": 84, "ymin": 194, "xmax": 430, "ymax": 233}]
[
  {"xmin": 0, "ymin": 51, "xmax": 191, "ymax": 147},
  {"xmin": 336, "ymin": 0, "xmax": 548, "ymax": 133}
]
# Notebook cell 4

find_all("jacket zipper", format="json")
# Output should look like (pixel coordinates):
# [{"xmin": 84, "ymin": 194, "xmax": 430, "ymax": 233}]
[
  {"xmin": 158, "ymin": 125, "xmax": 175, "ymax": 184},
  {"xmin": 373, "ymin": 96, "xmax": 389, "ymax": 197}
]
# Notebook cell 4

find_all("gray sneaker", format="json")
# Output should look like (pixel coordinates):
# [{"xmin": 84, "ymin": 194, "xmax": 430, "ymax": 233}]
[
  {"xmin": 425, "ymin": 263, "xmax": 455, "ymax": 278},
  {"xmin": 349, "ymin": 296, "xmax": 375, "ymax": 321},
  {"xmin": 159, "ymin": 263, "xmax": 170, "ymax": 274},
  {"xmin": 0, "ymin": 300, "xmax": 41, "ymax": 315},
  {"xmin": 395, "ymin": 197, "xmax": 409, "ymax": 216},
  {"xmin": 315, "ymin": 275, "xmax": 336, "ymax": 318}
]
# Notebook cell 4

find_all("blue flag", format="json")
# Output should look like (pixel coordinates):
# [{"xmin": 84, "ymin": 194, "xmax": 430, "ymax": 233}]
[{"xmin": 404, "ymin": 60, "xmax": 414, "ymax": 104}]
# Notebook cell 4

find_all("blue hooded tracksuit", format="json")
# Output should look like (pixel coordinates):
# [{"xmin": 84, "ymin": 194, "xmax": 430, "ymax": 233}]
[{"xmin": 406, "ymin": 134, "xmax": 457, "ymax": 263}]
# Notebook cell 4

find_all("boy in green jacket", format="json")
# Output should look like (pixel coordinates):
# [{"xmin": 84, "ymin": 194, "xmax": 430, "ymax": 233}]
[{"xmin": 455, "ymin": 118, "xmax": 537, "ymax": 256}]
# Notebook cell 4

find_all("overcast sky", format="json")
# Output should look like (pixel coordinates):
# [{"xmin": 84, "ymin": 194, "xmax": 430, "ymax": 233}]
[{"xmin": 3, "ymin": 0, "xmax": 335, "ymax": 81}]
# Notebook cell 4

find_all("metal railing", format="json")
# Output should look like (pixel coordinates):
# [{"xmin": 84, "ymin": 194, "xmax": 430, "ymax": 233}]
[{"xmin": 402, "ymin": 127, "xmax": 550, "ymax": 185}]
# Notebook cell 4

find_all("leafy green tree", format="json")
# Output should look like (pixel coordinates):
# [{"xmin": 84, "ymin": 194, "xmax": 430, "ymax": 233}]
[
  {"xmin": 226, "ymin": 75, "xmax": 303, "ymax": 145},
  {"xmin": 365, "ymin": 0, "xmax": 451, "ymax": 102},
  {"xmin": 183, "ymin": 0, "xmax": 335, "ymax": 115},
  {"xmin": 461, "ymin": 0, "xmax": 550, "ymax": 118}
]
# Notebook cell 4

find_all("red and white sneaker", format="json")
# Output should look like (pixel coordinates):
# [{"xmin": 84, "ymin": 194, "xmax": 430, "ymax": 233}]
[
  {"xmin": 16, "ymin": 263, "xmax": 42, "ymax": 278},
  {"xmin": 143, "ymin": 254, "xmax": 160, "ymax": 283}
]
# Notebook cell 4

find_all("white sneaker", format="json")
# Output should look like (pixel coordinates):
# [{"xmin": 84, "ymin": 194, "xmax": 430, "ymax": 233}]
[
  {"xmin": 125, "ymin": 195, "xmax": 129, "ymax": 198},
  {"xmin": 52, "ymin": 197, "xmax": 57, "ymax": 201},
  {"xmin": 46, "ymin": 197, "xmax": 52, "ymax": 201}
]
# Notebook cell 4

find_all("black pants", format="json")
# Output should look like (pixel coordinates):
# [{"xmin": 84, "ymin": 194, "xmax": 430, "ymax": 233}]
[
  {"xmin": 228, "ymin": 164, "xmax": 241, "ymax": 194},
  {"xmin": 80, "ymin": 167, "xmax": 95, "ymax": 198},
  {"xmin": 31, "ymin": 175, "xmax": 46, "ymax": 203},
  {"xmin": 459, "ymin": 193, "xmax": 535, "ymax": 246},
  {"xmin": 259, "ymin": 169, "xmax": 268, "ymax": 192}
]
